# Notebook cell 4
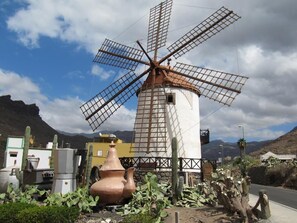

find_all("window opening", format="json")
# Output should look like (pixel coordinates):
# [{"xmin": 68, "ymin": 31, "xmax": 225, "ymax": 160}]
[{"xmin": 166, "ymin": 93, "xmax": 175, "ymax": 104}]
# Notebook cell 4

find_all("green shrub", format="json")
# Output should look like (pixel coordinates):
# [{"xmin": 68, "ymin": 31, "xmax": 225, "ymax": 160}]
[
  {"xmin": 16, "ymin": 205, "xmax": 79, "ymax": 223},
  {"xmin": 266, "ymin": 163, "xmax": 291, "ymax": 186},
  {"xmin": 0, "ymin": 202, "xmax": 37, "ymax": 223},
  {"xmin": 44, "ymin": 186, "xmax": 99, "ymax": 213},
  {"xmin": 284, "ymin": 168, "xmax": 297, "ymax": 189},
  {"xmin": 121, "ymin": 211, "xmax": 158, "ymax": 223},
  {"xmin": 0, "ymin": 184, "xmax": 46, "ymax": 205}
]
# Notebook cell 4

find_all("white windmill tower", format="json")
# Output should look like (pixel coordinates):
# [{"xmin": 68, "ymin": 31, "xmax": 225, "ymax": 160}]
[{"xmin": 81, "ymin": 0, "xmax": 248, "ymax": 159}]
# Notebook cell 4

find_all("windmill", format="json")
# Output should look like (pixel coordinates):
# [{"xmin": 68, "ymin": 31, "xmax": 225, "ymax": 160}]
[{"xmin": 81, "ymin": 0, "xmax": 248, "ymax": 159}]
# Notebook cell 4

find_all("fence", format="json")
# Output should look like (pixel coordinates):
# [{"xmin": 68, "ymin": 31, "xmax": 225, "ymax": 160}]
[{"xmin": 119, "ymin": 156, "xmax": 217, "ymax": 172}]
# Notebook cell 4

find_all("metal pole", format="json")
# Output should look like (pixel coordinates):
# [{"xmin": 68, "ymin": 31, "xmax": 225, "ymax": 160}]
[{"xmin": 238, "ymin": 125, "xmax": 244, "ymax": 139}]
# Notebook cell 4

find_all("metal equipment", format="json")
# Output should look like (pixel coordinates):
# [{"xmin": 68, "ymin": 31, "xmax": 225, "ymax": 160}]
[{"xmin": 51, "ymin": 148, "xmax": 79, "ymax": 194}]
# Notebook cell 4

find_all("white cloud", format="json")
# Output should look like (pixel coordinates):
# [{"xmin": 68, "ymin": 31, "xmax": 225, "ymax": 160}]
[
  {"xmin": 6, "ymin": 0, "xmax": 157, "ymax": 52},
  {"xmin": 0, "ymin": 68, "xmax": 135, "ymax": 133},
  {"xmin": 198, "ymin": 44, "xmax": 297, "ymax": 141},
  {"xmin": 97, "ymin": 106, "xmax": 136, "ymax": 131},
  {"xmin": 3, "ymin": 0, "xmax": 297, "ymax": 141},
  {"xmin": 91, "ymin": 65, "xmax": 115, "ymax": 80},
  {"xmin": 0, "ymin": 68, "xmax": 47, "ymax": 104}
]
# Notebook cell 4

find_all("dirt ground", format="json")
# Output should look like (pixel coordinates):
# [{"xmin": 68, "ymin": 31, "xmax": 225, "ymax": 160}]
[
  {"xmin": 76, "ymin": 205, "xmax": 243, "ymax": 223},
  {"xmin": 164, "ymin": 206, "xmax": 242, "ymax": 223}
]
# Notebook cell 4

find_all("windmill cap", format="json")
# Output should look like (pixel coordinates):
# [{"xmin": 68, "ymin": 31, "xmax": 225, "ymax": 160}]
[{"xmin": 139, "ymin": 66, "xmax": 201, "ymax": 95}]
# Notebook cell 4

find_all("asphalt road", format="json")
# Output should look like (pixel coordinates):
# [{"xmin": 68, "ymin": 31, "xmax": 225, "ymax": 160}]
[{"xmin": 250, "ymin": 184, "xmax": 297, "ymax": 209}]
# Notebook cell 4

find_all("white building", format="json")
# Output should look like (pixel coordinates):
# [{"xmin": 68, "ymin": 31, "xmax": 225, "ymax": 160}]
[
  {"xmin": 260, "ymin": 151, "xmax": 296, "ymax": 162},
  {"xmin": 4, "ymin": 136, "xmax": 53, "ymax": 169}
]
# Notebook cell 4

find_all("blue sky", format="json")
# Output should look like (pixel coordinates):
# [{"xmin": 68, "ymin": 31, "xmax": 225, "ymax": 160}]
[{"xmin": 1, "ymin": 0, "xmax": 297, "ymax": 142}]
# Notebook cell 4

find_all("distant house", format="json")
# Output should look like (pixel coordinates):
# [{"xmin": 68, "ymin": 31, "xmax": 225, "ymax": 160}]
[
  {"xmin": 3, "ymin": 136, "xmax": 53, "ymax": 169},
  {"xmin": 260, "ymin": 151, "xmax": 296, "ymax": 162}
]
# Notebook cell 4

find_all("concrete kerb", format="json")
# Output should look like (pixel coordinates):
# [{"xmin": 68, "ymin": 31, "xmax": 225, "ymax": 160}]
[{"xmin": 249, "ymin": 194, "xmax": 297, "ymax": 223}]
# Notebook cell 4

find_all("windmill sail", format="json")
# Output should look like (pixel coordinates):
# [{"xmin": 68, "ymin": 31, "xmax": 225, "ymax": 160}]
[
  {"xmin": 94, "ymin": 39, "xmax": 145, "ymax": 71},
  {"xmin": 147, "ymin": 0, "xmax": 173, "ymax": 54},
  {"xmin": 172, "ymin": 62, "xmax": 248, "ymax": 105},
  {"xmin": 166, "ymin": 7, "xmax": 240, "ymax": 60},
  {"xmin": 81, "ymin": 1, "xmax": 248, "ymax": 157},
  {"xmin": 132, "ymin": 87, "xmax": 167, "ymax": 153},
  {"xmin": 80, "ymin": 71, "xmax": 142, "ymax": 131}
]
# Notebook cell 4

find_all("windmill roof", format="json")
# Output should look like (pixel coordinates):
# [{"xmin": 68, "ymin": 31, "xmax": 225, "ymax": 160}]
[{"xmin": 140, "ymin": 66, "xmax": 201, "ymax": 95}]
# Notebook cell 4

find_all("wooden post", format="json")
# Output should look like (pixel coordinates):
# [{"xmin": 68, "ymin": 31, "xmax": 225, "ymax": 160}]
[{"xmin": 175, "ymin": 211, "xmax": 179, "ymax": 223}]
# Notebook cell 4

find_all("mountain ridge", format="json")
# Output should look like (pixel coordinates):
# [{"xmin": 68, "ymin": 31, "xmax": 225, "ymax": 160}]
[
  {"xmin": 1, "ymin": 95, "xmax": 296, "ymax": 163},
  {"xmin": 0, "ymin": 95, "xmax": 89, "ymax": 149}
]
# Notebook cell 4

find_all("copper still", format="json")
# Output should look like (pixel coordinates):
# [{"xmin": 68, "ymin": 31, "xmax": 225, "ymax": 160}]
[{"xmin": 90, "ymin": 141, "xmax": 136, "ymax": 204}]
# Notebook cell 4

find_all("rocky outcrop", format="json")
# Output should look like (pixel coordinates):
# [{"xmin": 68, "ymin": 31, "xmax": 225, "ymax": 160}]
[
  {"xmin": 0, "ymin": 95, "xmax": 89, "ymax": 151},
  {"xmin": 0, "ymin": 95, "xmax": 39, "ymax": 116}
]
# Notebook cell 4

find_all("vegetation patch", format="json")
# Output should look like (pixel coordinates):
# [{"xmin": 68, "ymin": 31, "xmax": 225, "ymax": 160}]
[
  {"xmin": 117, "ymin": 172, "xmax": 171, "ymax": 223},
  {"xmin": 16, "ymin": 205, "xmax": 79, "ymax": 223},
  {"xmin": 0, "ymin": 185, "xmax": 99, "ymax": 213},
  {"xmin": 248, "ymin": 157, "xmax": 297, "ymax": 189},
  {"xmin": 0, "ymin": 202, "xmax": 37, "ymax": 223}
]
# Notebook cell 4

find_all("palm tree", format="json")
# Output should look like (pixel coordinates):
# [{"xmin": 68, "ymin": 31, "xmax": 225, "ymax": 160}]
[
  {"xmin": 237, "ymin": 138, "xmax": 246, "ymax": 158},
  {"xmin": 237, "ymin": 138, "xmax": 247, "ymax": 176}
]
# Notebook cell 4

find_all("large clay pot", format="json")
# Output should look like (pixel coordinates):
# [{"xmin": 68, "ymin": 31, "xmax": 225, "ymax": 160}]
[
  {"xmin": 90, "ymin": 169, "xmax": 126, "ymax": 204},
  {"xmin": 90, "ymin": 141, "xmax": 135, "ymax": 205}
]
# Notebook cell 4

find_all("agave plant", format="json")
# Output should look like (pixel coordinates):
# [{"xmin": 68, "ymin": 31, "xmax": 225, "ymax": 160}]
[{"xmin": 118, "ymin": 172, "xmax": 171, "ymax": 222}]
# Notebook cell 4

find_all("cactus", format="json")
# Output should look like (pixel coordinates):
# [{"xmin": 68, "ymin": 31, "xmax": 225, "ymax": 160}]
[
  {"xmin": 172, "ymin": 137, "xmax": 178, "ymax": 204},
  {"xmin": 85, "ymin": 144, "xmax": 93, "ymax": 187},
  {"xmin": 177, "ymin": 175, "xmax": 184, "ymax": 199},
  {"xmin": 50, "ymin": 134, "xmax": 58, "ymax": 168},
  {"xmin": 21, "ymin": 126, "xmax": 31, "ymax": 171}
]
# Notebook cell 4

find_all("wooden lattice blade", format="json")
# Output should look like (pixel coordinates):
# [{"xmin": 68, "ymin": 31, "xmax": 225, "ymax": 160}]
[
  {"xmin": 132, "ymin": 87, "xmax": 167, "ymax": 153},
  {"xmin": 80, "ymin": 71, "xmax": 142, "ymax": 131},
  {"xmin": 166, "ymin": 7, "xmax": 240, "ymax": 60},
  {"xmin": 173, "ymin": 62, "xmax": 248, "ymax": 106},
  {"xmin": 147, "ymin": 0, "xmax": 173, "ymax": 54},
  {"xmin": 93, "ymin": 39, "xmax": 145, "ymax": 71}
]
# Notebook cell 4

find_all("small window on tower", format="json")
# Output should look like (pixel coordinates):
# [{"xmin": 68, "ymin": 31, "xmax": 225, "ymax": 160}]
[{"xmin": 166, "ymin": 93, "xmax": 176, "ymax": 105}]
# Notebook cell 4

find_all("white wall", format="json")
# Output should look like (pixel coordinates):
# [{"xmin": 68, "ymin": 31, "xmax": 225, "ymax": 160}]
[
  {"xmin": 134, "ymin": 87, "xmax": 201, "ymax": 159},
  {"xmin": 5, "ymin": 148, "xmax": 51, "ymax": 169},
  {"xmin": 7, "ymin": 137, "xmax": 23, "ymax": 148},
  {"xmin": 5, "ymin": 137, "xmax": 52, "ymax": 169},
  {"xmin": 162, "ymin": 87, "xmax": 201, "ymax": 158}
]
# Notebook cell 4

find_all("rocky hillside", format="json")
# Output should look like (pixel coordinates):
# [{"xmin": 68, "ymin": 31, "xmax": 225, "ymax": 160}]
[
  {"xmin": 250, "ymin": 127, "xmax": 297, "ymax": 156},
  {"xmin": 201, "ymin": 139, "xmax": 271, "ymax": 160},
  {"xmin": 0, "ymin": 95, "xmax": 89, "ymax": 150}
]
